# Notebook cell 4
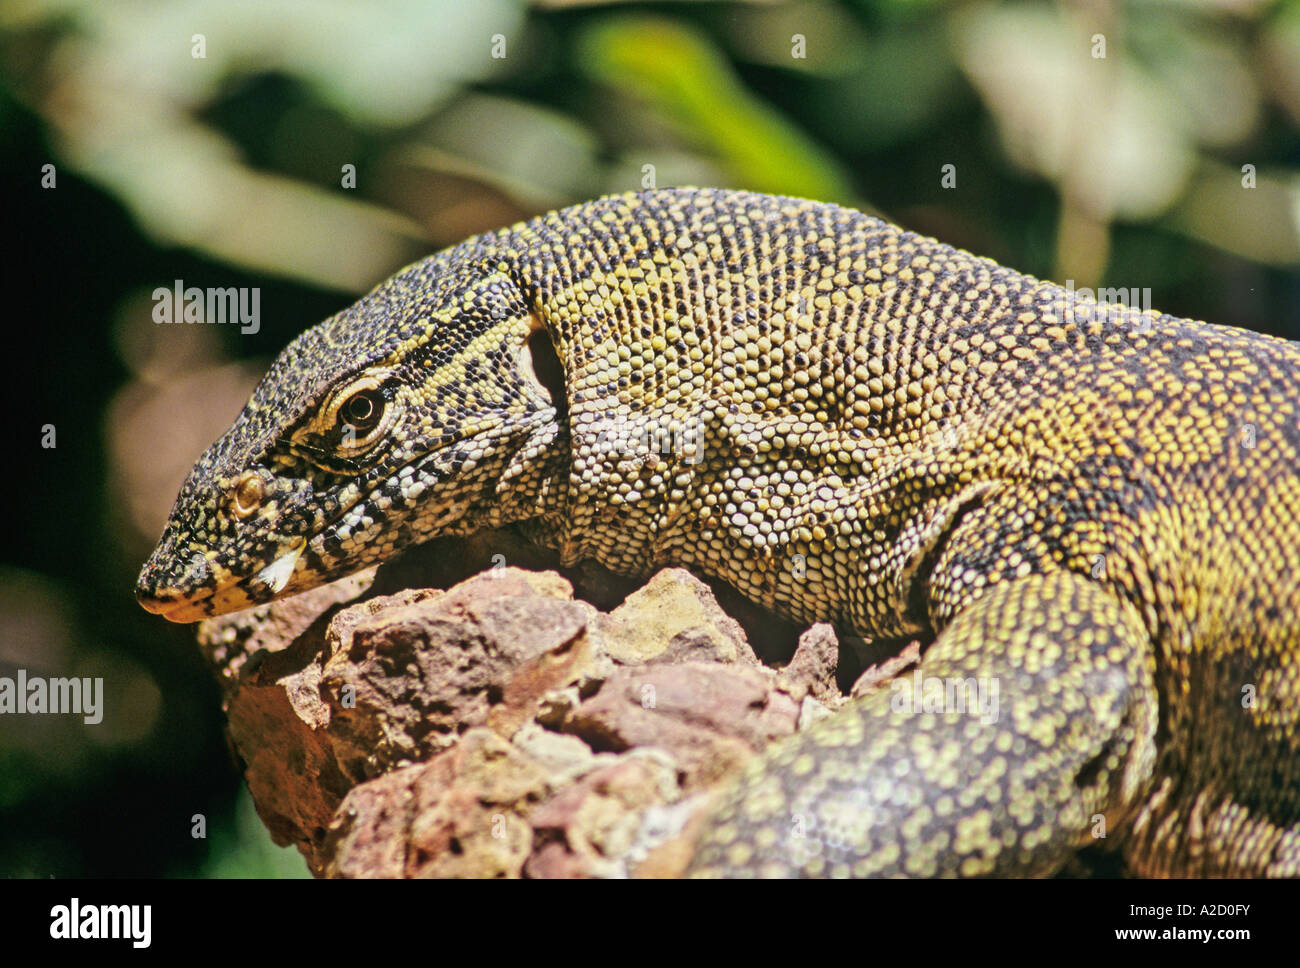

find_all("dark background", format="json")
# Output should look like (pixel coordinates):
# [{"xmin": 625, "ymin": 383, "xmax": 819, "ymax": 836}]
[{"xmin": 3, "ymin": 0, "xmax": 1298, "ymax": 876}]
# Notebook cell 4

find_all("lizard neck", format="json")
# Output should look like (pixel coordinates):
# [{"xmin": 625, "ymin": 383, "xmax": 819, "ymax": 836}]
[
  {"xmin": 500, "ymin": 216, "xmax": 1002, "ymax": 634},
  {"xmin": 450, "ymin": 421, "xmax": 572, "ymax": 535},
  {"xmin": 501, "ymin": 193, "xmax": 1116, "ymax": 636}
]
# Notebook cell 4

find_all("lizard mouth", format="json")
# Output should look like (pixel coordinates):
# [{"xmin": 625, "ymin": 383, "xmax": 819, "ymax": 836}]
[
  {"xmin": 137, "ymin": 540, "xmax": 307, "ymax": 624},
  {"xmin": 135, "ymin": 584, "xmax": 217, "ymax": 623},
  {"xmin": 137, "ymin": 591, "xmax": 206, "ymax": 620}
]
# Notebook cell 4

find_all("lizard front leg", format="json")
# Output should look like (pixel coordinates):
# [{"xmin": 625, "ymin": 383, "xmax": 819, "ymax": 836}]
[{"xmin": 687, "ymin": 570, "xmax": 1159, "ymax": 877}]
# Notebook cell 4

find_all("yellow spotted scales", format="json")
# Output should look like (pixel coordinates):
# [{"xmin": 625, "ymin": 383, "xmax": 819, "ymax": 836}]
[{"xmin": 137, "ymin": 188, "xmax": 1300, "ymax": 876}]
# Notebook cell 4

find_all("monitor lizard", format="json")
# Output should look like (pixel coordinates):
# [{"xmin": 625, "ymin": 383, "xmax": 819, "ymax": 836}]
[{"xmin": 136, "ymin": 188, "xmax": 1300, "ymax": 877}]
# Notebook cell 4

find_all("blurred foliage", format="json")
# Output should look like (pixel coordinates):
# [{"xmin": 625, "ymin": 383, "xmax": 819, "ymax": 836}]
[
  {"xmin": 577, "ymin": 16, "xmax": 857, "ymax": 201},
  {"xmin": 2, "ymin": 0, "xmax": 1298, "ymax": 876}
]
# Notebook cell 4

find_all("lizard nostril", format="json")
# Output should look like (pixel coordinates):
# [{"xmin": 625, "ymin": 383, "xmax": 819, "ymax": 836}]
[
  {"xmin": 232, "ymin": 472, "xmax": 265, "ymax": 518},
  {"xmin": 135, "ymin": 571, "xmax": 178, "ymax": 613},
  {"xmin": 135, "ymin": 559, "xmax": 160, "ymax": 599},
  {"xmin": 135, "ymin": 550, "xmax": 212, "ymax": 614}
]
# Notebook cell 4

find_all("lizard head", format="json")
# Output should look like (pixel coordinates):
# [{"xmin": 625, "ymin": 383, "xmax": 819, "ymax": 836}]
[{"xmin": 135, "ymin": 240, "xmax": 568, "ymax": 622}]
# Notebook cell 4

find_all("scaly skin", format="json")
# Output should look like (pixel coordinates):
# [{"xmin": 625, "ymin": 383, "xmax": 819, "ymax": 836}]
[{"xmin": 137, "ymin": 188, "xmax": 1300, "ymax": 876}]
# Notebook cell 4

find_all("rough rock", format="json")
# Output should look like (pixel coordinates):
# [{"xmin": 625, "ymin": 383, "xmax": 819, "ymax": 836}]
[
  {"xmin": 777, "ymin": 622, "xmax": 843, "ymax": 707},
  {"xmin": 564, "ymin": 662, "xmax": 802, "ymax": 790},
  {"xmin": 851, "ymin": 640, "xmax": 924, "ymax": 699},
  {"xmin": 524, "ymin": 751, "xmax": 681, "ymax": 878},
  {"xmin": 325, "ymin": 728, "xmax": 550, "ymax": 878},
  {"xmin": 197, "ymin": 569, "xmax": 380, "ymax": 695},
  {"xmin": 319, "ymin": 568, "xmax": 599, "ymax": 769},
  {"xmin": 193, "ymin": 539, "xmax": 921, "ymax": 877},
  {"xmin": 595, "ymin": 568, "xmax": 756, "ymax": 667}
]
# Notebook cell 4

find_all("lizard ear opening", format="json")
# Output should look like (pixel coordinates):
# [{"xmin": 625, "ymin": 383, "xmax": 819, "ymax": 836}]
[{"xmin": 519, "ymin": 315, "xmax": 568, "ymax": 422}]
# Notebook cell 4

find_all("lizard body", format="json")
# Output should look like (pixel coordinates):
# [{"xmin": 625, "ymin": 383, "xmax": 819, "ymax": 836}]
[{"xmin": 137, "ymin": 188, "xmax": 1300, "ymax": 876}]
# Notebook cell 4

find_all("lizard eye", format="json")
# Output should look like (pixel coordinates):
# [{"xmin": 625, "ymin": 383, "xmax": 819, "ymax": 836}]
[
  {"xmin": 289, "ymin": 368, "xmax": 398, "ymax": 465},
  {"xmin": 340, "ymin": 389, "xmax": 383, "ymax": 435},
  {"xmin": 333, "ymin": 381, "xmax": 396, "ymax": 455}
]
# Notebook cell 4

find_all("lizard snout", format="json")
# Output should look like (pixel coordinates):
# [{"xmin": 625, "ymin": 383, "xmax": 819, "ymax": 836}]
[{"xmin": 135, "ymin": 544, "xmax": 215, "ymax": 621}]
